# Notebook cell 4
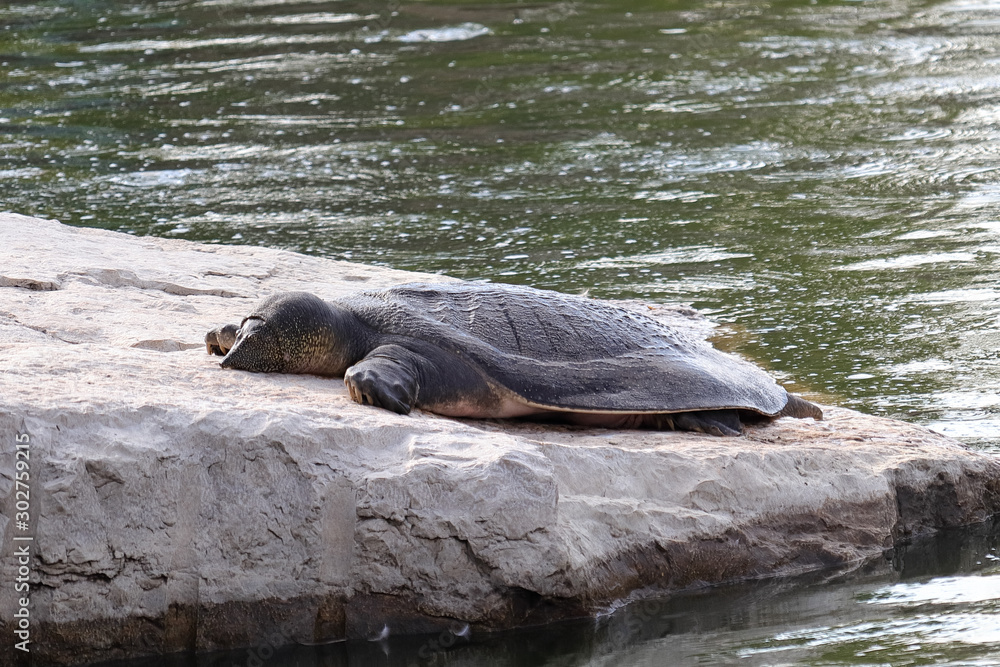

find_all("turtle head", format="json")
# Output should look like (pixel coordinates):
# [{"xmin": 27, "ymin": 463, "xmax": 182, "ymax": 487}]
[
  {"xmin": 220, "ymin": 292, "xmax": 368, "ymax": 376},
  {"xmin": 220, "ymin": 317, "xmax": 286, "ymax": 373}
]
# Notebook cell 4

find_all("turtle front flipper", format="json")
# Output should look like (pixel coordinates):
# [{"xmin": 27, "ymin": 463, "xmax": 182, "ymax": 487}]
[
  {"xmin": 344, "ymin": 345, "xmax": 420, "ymax": 415},
  {"xmin": 206, "ymin": 323, "xmax": 240, "ymax": 356}
]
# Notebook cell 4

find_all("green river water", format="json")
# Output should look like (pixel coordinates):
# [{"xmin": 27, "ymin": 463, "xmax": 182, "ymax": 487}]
[{"xmin": 5, "ymin": 0, "xmax": 1000, "ymax": 664}]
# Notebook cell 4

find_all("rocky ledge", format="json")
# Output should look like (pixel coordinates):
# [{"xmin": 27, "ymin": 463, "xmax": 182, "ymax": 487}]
[{"xmin": 1, "ymin": 213, "xmax": 999, "ymax": 666}]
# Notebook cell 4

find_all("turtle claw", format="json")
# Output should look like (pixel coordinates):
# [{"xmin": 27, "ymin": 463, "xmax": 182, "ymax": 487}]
[{"xmin": 206, "ymin": 323, "xmax": 240, "ymax": 356}]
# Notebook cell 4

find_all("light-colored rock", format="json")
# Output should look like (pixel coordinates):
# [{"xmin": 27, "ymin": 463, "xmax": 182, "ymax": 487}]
[{"xmin": 0, "ymin": 213, "xmax": 997, "ymax": 665}]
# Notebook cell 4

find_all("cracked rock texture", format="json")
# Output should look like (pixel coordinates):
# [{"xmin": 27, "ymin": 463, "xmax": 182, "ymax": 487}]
[{"xmin": 1, "ymin": 213, "xmax": 999, "ymax": 666}]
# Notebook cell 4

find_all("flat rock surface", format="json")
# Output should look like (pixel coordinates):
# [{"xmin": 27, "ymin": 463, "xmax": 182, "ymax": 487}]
[{"xmin": 1, "ymin": 214, "xmax": 999, "ymax": 666}]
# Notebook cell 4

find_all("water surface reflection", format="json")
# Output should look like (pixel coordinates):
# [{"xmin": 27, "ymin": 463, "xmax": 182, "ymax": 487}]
[{"xmin": 89, "ymin": 521, "xmax": 1000, "ymax": 666}]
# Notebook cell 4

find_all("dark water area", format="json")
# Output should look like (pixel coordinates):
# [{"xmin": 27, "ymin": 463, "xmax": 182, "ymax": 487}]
[
  {"xmin": 5, "ymin": 0, "xmax": 1000, "ymax": 663},
  {"xmin": 91, "ymin": 520, "xmax": 1000, "ymax": 666}
]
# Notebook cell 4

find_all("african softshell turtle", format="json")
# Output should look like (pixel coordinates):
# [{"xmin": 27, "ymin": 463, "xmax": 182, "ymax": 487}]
[{"xmin": 206, "ymin": 282, "xmax": 822, "ymax": 436}]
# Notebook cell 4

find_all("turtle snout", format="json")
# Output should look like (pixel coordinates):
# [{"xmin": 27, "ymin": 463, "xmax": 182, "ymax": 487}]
[{"xmin": 219, "ymin": 318, "xmax": 284, "ymax": 373}]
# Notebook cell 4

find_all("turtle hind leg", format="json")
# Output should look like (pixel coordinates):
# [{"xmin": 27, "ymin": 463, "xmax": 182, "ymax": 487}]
[{"xmin": 651, "ymin": 410, "xmax": 744, "ymax": 437}]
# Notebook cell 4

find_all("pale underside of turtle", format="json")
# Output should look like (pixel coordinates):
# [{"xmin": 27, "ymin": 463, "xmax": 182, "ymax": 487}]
[{"xmin": 206, "ymin": 282, "xmax": 822, "ymax": 436}]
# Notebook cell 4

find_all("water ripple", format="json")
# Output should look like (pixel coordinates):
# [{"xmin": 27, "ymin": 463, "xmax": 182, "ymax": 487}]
[
  {"xmin": 244, "ymin": 12, "xmax": 376, "ymax": 26},
  {"xmin": 578, "ymin": 247, "xmax": 753, "ymax": 269},
  {"xmin": 837, "ymin": 252, "xmax": 978, "ymax": 271},
  {"xmin": 79, "ymin": 33, "xmax": 362, "ymax": 53},
  {"xmin": 871, "ymin": 575, "xmax": 1000, "ymax": 607}
]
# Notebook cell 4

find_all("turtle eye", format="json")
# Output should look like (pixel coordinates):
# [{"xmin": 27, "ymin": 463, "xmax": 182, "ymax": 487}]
[{"xmin": 237, "ymin": 317, "xmax": 265, "ymax": 339}]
